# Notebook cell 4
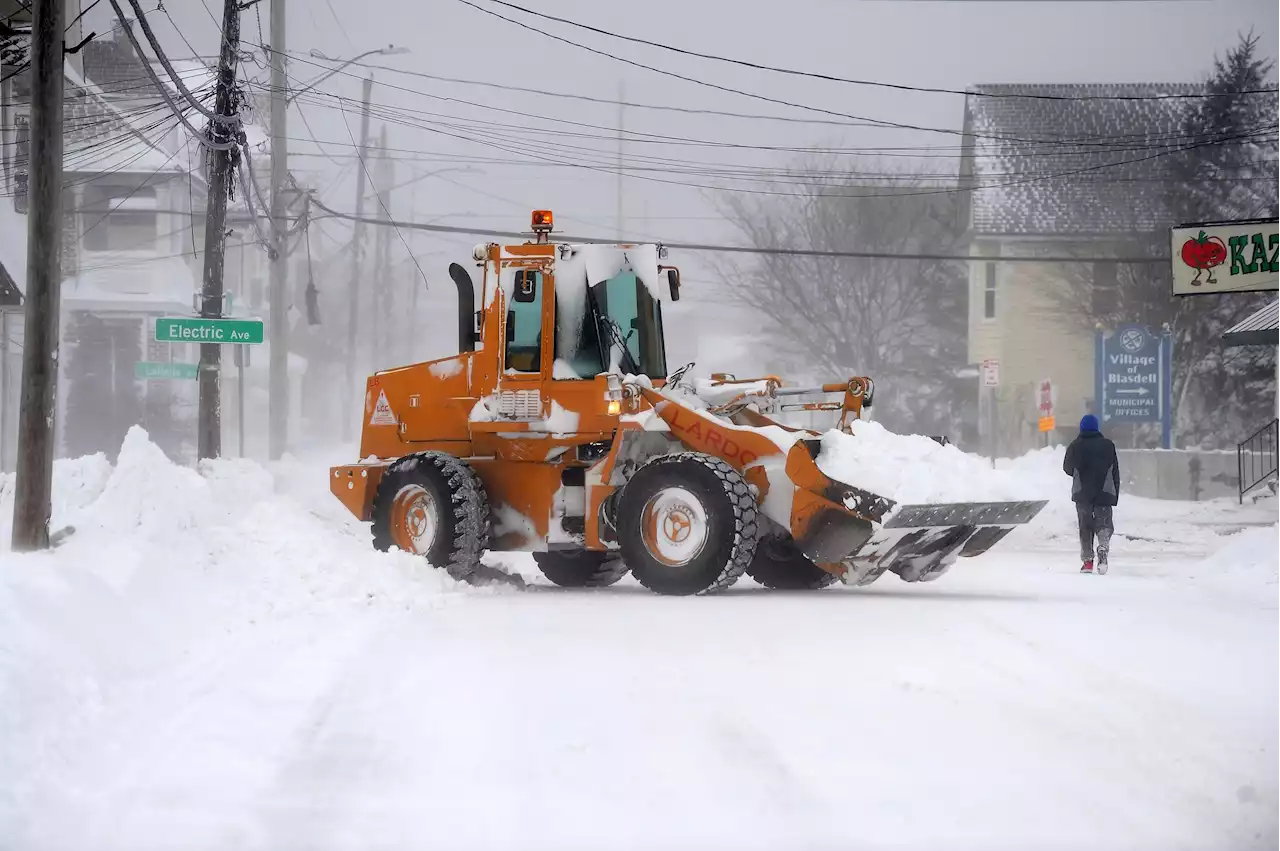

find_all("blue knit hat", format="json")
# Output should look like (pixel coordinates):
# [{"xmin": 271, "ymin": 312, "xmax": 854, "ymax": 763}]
[{"xmin": 1080, "ymin": 414, "xmax": 1100, "ymax": 432}]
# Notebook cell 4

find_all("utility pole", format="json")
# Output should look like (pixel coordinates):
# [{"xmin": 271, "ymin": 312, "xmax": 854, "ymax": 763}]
[
  {"xmin": 373, "ymin": 127, "xmax": 393, "ymax": 370},
  {"xmin": 11, "ymin": 0, "xmax": 65, "ymax": 550},
  {"xmin": 343, "ymin": 74, "xmax": 374, "ymax": 442},
  {"xmin": 616, "ymin": 79, "xmax": 624, "ymax": 241},
  {"xmin": 196, "ymin": 0, "xmax": 243, "ymax": 461},
  {"xmin": 267, "ymin": 0, "xmax": 289, "ymax": 460},
  {"xmin": 408, "ymin": 182, "xmax": 420, "ymax": 367}
]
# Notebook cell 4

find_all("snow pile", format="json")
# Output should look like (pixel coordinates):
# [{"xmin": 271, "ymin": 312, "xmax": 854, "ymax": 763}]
[
  {"xmin": 815, "ymin": 420, "xmax": 1046, "ymax": 503},
  {"xmin": 1207, "ymin": 525, "xmax": 1279, "ymax": 580},
  {"xmin": 0, "ymin": 429, "xmax": 510, "ymax": 841}
]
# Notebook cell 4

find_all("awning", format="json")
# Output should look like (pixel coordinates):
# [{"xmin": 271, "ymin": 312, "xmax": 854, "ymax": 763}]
[{"xmin": 1222, "ymin": 299, "xmax": 1279, "ymax": 347}]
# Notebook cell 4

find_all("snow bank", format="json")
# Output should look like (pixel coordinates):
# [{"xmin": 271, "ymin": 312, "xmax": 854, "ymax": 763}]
[
  {"xmin": 815, "ymin": 420, "xmax": 1046, "ymax": 503},
  {"xmin": 0, "ymin": 428, "xmax": 509, "ymax": 837},
  {"xmin": 1208, "ymin": 525, "xmax": 1279, "ymax": 579}
]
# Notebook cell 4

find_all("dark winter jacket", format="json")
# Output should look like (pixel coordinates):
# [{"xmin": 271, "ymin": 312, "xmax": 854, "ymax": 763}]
[{"xmin": 1063, "ymin": 430, "xmax": 1121, "ymax": 506}]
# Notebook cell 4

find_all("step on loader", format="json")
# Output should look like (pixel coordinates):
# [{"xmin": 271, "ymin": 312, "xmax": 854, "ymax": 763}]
[{"xmin": 330, "ymin": 211, "xmax": 1047, "ymax": 595}]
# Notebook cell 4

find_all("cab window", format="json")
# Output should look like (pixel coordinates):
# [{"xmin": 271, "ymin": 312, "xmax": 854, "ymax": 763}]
[{"xmin": 505, "ymin": 269, "xmax": 543, "ymax": 372}]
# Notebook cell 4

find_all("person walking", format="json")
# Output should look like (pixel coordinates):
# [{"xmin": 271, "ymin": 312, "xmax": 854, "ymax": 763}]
[{"xmin": 1062, "ymin": 414, "xmax": 1120, "ymax": 574}]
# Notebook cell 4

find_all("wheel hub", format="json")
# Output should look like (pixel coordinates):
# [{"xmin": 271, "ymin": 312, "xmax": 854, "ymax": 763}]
[
  {"xmin": 390, "ymin": 484, "xmax": 439, "ymax": 555},
  {"xmin": 641, "ymin": 486, "xmax": 709, "ymax": 566}
]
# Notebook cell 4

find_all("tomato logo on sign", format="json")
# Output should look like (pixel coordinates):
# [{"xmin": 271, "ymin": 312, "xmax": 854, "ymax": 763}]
[{"xmin": 1179, "ymin": 230, "xmax": 1228, "ymax": 286}]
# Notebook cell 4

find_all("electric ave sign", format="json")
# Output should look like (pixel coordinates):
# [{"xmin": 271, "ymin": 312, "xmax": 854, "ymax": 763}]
[{"xmin": 154, "ymin": 317, "xmax": 264, "ymax": 345}]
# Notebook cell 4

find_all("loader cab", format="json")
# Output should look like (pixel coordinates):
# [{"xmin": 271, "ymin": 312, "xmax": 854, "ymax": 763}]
[
  {"xmin": 498, "ymin": 261, "xmax": 670, "ymax": 381},
  {"xmin": 557, "ymin": 269, "xmax": 669, "ymax": 380}
]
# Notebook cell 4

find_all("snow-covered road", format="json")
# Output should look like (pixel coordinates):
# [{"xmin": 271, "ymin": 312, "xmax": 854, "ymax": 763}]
[{"xmin": 2, "ymin": 430, "xmax": 1276, "ymax": 851}]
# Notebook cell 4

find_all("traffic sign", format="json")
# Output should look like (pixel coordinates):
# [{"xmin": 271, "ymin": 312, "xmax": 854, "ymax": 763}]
[
  {"xmin": 1037, "ymin": 378, "xmax": 1055, "ymax": 432},
  {"xmin": 1037, "ymin": 378, "xmax": 1054, "ymax": 416},
  {"xmin": 155, "ymin": 317, "xmax": 264, "ymax": 345},
  {"xmin": 1095, "ymin": 323, "xmax": 1173, "ymax": 447},
  {"xmin": 981, "ymin": 359, "xmax": 1000, "ymax": 387},
  {"xmin": 135, "ymin": 361, "xmax": 197, "ymax": 381}
]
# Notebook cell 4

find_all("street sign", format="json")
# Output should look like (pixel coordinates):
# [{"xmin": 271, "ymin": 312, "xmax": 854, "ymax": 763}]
[
  {"xmin": 981, "ymin": 359, "xmax": 1000, "ymax": 387},
  {"xmin": 135, "ymin": 361, "xmax": 197, "ymax": 381},
  {"xmin": 1171, "ymin": 219, "xmax": 1278, "ymax": 296},
  {"xmin": 1037, "ymin": 378, "xmax": 1055, "ymax": 432},
  {"xmin": 1095, "ymin": 323, "xmax": 1173, "ymax": 447},
  {"xmin": 155, "ymin": 317, "xmax": 264, "ymax": 345}
]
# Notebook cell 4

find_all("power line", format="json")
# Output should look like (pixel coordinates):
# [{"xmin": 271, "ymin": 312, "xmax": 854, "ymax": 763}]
[
  {"xmin": 337, "ymin": 109, "xmax": 429, "ymax": 297},
  {"xmin": 472, "ymin": 0, "xmax": 1277, "ymax": 102},
  {"xmin": 449, "ymin": 0, "xmax": 1248, "ymax": 147},
  {"xmin": 304, "ymin": 85, "xmax": 1274, "ymax": 201},
  {"xmin": 305, "ymin": 195, "xmax": 1170, "ymax": 264}
]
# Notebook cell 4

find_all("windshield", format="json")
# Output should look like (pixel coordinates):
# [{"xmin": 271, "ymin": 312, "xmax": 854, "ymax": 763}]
[{"xmin": 557, "ymin": 270, "xmax": 668, "ymax": 379}]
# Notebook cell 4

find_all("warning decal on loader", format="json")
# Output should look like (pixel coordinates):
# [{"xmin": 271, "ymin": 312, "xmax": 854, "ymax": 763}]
[{"xmin": 369, "ymin": 389, "xmax": 398, "ymax": 426}]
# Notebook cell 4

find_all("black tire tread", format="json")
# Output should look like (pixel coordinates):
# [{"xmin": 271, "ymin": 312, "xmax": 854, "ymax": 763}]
[
  {"xmin": 532, "ymin": 550, "xmax": 629, "ymax": 587},
  {"xmin": 371, "ymin": 452, "xmax": 491, "ymax": 580},
  {"xmin": 623, "ymin": 452, "xmax": 759, "ymax": 595}
]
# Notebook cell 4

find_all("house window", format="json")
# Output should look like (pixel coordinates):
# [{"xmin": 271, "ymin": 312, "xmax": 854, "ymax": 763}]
[
  {"xmin": 1092, "ymin": 261, "xmax": 1118, "ymax": 318},
  {"xmin": 82, "ymin": 184, "xmax": 158, "ymax": 252},
  {"xmin": 983, "ymin": 262, "xmax": 997, "ymax": 320}
]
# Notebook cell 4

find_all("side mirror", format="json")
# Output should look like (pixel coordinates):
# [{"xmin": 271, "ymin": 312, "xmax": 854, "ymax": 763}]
[{"xmin": 666, "ymin": 268, "xmax": 681, "ymax": 301}]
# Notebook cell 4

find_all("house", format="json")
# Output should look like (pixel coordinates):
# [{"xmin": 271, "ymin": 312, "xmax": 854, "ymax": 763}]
[
  {"xmin": 959, "ymin": 82, "xmax": 1200, "ymax": 455},
  {"xmin": 0, "ymin": 13, "xmax": 309, "ymax": 468}
]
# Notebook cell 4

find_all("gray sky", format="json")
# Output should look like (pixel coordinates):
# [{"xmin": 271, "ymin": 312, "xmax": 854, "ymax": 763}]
[{"xmin": 87, "ymin": 0, "xmax": 1280, "ymax": 364}]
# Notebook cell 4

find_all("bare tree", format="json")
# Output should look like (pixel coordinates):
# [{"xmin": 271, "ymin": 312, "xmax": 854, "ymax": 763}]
[{"xmin": 715, "ymin": 160, "xmax": 968, "ymax": 437}]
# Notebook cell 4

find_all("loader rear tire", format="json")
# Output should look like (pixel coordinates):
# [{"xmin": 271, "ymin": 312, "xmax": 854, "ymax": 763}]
[
  {"xmin": 747, "ymin": 534, "xmax": 839, "ymax": 590},
  {"xmin": 617, "ymin": 453, "xmax": 758, "ymax": 596},
  {"xmin": 532, "ymin": 550, "xmax": 629, "ymax": 588},
  {"xmin": 371, "ymin": 452, "xmax": 490, "ymax": 581}
]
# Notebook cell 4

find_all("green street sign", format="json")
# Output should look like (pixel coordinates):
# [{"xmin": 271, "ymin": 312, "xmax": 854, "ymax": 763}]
[
  {"xmin": 135, "ymin": 361, "xmax": 198, "ymax": 380},
  {"xmin": 155, "ymin": 316, "xmax": 264, "ymax": 345}
]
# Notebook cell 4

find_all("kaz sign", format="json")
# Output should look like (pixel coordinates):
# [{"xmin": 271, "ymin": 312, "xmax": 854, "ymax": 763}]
[
  {"xmin": 1170, "ymin": 218, "xmax": 1278, "ymax": 296},
  {"xmin": 1095, "ymin": 323, "xmax": 1172, "ymax": 447}
]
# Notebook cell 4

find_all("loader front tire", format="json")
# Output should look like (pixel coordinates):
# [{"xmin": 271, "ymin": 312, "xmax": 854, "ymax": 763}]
[
  {"xmin": 532, "ymin": 550, "xmax": 629, "ymax": 588},
  {"xmin": 371, "ymin": 452, "xmax": 490, "ymax": 581},
  {"xmin": 617, "ymin": 453, "xmax": 758, "ymax": 596},
  {"xmin": 747, "ymin": 534, "xmax": 839, "ymax": 590}
]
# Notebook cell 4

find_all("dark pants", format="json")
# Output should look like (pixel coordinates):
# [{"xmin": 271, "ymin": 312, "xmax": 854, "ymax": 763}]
[{"xmin": 1076, "ymin": 503, "xmax": 1114, "ymax": 562}]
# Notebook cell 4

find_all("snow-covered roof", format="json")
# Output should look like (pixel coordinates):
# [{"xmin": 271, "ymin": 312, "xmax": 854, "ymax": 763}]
[
  {"xmin": 1222, "ymin": 299, "xmax": 1279, "ymax": 347},
  {"xmin": 961, "ymin": 83, "xmax": 1204, "ymax": 236},
  {"xmin": 61, "ymin": 60, "xmax": 185, "ymax": 176},
  {"xmin": 62, "ymin": 254, "xmax": 195, "ymax": 313}
]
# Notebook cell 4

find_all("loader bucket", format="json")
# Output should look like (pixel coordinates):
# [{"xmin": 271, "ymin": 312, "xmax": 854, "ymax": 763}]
[{"xmin": 784, "ymin": 440, "xmax": 1047, "ymax": 587}]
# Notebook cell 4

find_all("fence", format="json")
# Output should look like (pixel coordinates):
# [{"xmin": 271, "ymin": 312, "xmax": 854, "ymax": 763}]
[{"xmin": 1238, "ymin": 418, "xmax": 1279, "ymax": 503}]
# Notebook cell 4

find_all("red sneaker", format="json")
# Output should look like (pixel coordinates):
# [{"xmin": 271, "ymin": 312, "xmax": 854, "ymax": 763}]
[{"xmin": 1081, "ymin": 559, "xmax": 1094, "ymax": 573}]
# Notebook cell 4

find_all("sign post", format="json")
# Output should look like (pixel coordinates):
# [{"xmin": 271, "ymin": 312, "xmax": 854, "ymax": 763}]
[
  {"xmin": 155, "ymin": 316, "xmax": 263, "ymax": 457},
  {"xmin": 982, "ymin": 359, "xmax": 1000, "ymax": 468},
  {"xmin": 1037, "ymin": 378, "xmax": 1055, "ymax": 438},
  {"xmin": 1095, "ymin": 323, "xmax": 1172, "ymax": 448}
]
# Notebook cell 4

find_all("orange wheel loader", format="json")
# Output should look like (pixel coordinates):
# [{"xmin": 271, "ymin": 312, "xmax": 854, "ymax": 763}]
[{"xmin": 330, "ymin": 211, "xmax": 1047, "ymax": 595}]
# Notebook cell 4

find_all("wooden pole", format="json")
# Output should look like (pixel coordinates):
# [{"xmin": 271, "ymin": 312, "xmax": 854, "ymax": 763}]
[
  {"xmin": 11, "ymin": 0, "xmax": 65, "ymax": 551},
  {"xmin": 196, "ymin": 0, "xmax": 242, "ymax": 460},
  {"xmin": 267, "ymin": 0, "xmax": 289, "ymax": 461},
  {"xmin": 342, "ymin": 75, "xmax": 374, "ymax": 442}
]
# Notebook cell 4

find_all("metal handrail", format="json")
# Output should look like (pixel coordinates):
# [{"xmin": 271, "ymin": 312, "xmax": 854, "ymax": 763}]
[{"xmin": 1238, "ymin": 417, "xmax": 1279, "ymax": 503}]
